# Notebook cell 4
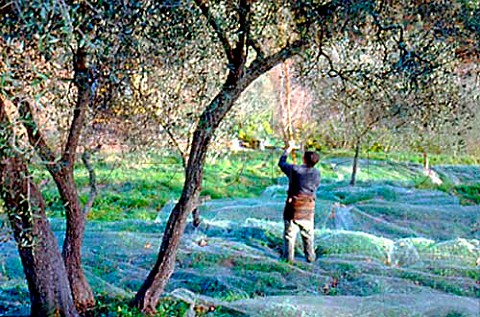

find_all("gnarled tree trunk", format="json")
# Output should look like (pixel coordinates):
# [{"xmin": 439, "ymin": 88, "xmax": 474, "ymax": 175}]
[
  {"xmin": 54, "ymin": 169, "xmax": 94, "ymax": 312},
  {"xmin": 0, "ymin": 100, "xmax": 79, "ymax": 317},
  {"xmin": 54, "ymin": 48, "xmax": 96, "ymax": 312}
]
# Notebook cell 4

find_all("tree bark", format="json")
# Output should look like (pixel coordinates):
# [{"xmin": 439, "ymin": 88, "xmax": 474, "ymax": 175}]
[
  {"xmin": 192, "ymin": 208, "xmax": 201, "ymax": 227},
  {"xmin": 58, "ymin": 48, "xmax": 96, "ymax": 312},
  {"xmin": 0, "ymin": 101, "xmax": 79, "ymax": 317},
  {"xmin": 350, "ymin": 139, "xmax": 361, "ymax": 186},
  {"xmin": 53, "ymin": 169, "xmax": 95, "ymax": 312}
]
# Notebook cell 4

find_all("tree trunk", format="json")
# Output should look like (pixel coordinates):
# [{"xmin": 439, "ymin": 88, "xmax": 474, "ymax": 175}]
[
  {"xmin": 0, "ymin": 105, "xmax": 79, "ymax": 317},
  {"xmin": 350, "ymin": 139, "xmax": 361, "ymax": 186},
  {"xmin": 133, "ymin": 125, "xmax": 213, "ymax": 314},
  {"xmin": 133, "ymin": 15, "xmax": 304, "ymax": 309},
  {"xmin": 133, "ymin": 64, "xmax": 250, "ymax": 312},
  {"xmin": 192, "ymin": 208, "xmax": 201, "ymax": 227},
  {"xmin": 423, "ymin": 149, "xmax": 429, "ymax": 172},
  {"xmin": 53, "ymin": 169, "xmax": 95, "ymax": 313}
]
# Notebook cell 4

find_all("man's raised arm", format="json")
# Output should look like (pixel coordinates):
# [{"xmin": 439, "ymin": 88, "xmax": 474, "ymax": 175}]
[{"xmin": 278, "ymin": 142, "xmax": 298, "ymax": 175}]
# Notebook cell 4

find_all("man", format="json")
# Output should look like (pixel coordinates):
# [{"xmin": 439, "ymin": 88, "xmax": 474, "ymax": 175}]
[{"xmin": 278, "ymin": 143, "xmax": 321, "ymax": 263}]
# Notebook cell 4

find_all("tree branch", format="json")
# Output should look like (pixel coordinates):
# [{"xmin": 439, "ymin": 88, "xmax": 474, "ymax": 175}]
[
  {"xmin": 17, "ymin": 99, "xmax": 57, "ymax": 166},
  {"xmin": 159, "ymin": 120, "xmax": 187, "ymax": 169},
  {"xmin": 244, "ymin": 39, "xmax": 306, "ymax": 87},
  {"xmin": 247, "ymin": 37, "xmax": 265, "ymax": 61},
  {"xmin": 234, "ymin": 0, "xmax": 251, "ymax": 65},
  {"xmin": 194, "ymin": 0, "xmax": 235, "ymax": 64},
  {"xmin": 62, "ymin": 47, "xmax": 94, "ymax": 167}
]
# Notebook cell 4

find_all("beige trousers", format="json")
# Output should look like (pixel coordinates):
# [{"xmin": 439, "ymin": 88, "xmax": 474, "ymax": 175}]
[{"xmin": 283, "ymin": 219, "xmax": 315, "ymax": 263}]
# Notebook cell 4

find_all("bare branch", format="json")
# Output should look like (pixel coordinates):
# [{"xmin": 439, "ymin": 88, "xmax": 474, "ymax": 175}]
[
  {"xmin": 159, "ymin": 120, "xmax": 187, "ymax": 169},
  {"xmin": 247, "ymin": 37, "xmax": 265, "ymax": 61},
  {"xmin": 245, "ymin": 39, "xmax": 306, "ymax": 86},
  {"xmin": 194, "ymin": 0, "xmax": 235, "ymax": 64},
  {"xmin": 234, "ymin": 0, "xmax": 251, "ymax": 65}
]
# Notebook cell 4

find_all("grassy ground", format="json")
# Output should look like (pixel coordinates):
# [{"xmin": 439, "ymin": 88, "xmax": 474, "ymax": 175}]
[
  {"xmin": 327, "ymin": 148, "xmax": 480, "ymax": 166},
  {"xmin": 36, "ymin": 150, "xmax": 281, "ymax": 221},
  {"xmin": 32, "ymin": 149, "xmax": 480, "ymax": 221}
]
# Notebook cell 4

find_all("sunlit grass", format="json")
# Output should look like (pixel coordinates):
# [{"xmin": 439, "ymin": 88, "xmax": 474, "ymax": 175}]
[{"xmin": 29, "ymin": 149, "xmax": 479, "ymax": 221}]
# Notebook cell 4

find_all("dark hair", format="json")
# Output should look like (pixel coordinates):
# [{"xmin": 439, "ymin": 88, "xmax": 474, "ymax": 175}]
[{"xmin": 303, "ymin": 151, "xmax": 320, "ymax": 167}]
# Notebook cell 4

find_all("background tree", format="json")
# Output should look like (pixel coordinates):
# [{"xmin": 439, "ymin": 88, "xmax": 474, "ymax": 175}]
[{"xmin": 300, "ymin": 0, "xmax": 478, "ymax": 185}]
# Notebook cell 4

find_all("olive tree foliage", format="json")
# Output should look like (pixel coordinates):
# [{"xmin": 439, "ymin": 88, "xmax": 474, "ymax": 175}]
[
  {"xmin": 306, "ymin": 36, "xmax": 475, "ymax": 183},
  {"xmin": 400, "ymin": 62, "xmax": 477, "ymax": 171}
]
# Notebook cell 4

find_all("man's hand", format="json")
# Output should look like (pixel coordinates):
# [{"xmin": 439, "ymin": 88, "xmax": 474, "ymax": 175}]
[{"xmin": 284, "ymin": 140, "xmax": 300, "ymax": 154}]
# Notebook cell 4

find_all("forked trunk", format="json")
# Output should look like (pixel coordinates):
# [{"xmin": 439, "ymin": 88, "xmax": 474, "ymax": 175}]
[{"xmin": 48, "ymin": 47, "xmax": 95, "ymax": 312}]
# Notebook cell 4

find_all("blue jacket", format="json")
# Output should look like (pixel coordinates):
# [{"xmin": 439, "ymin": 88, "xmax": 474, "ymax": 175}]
[{"xmin": 278, "ymin": 154, "xmax": 321, "ymax": 198}]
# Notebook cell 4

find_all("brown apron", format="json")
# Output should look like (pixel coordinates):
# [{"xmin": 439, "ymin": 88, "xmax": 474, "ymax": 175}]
[{"xmin": 283, "ymin": 194, "xmax": 315, "ymax": 221}]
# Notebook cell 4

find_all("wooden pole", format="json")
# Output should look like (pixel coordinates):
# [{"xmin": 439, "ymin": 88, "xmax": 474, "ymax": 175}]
[
  {"xmin": 278, "ymin": 5, "xmax": 296, "ymax": 163},
  {"xmin": 282, "ymin": 62, "xmax": 296, "ymax": 163}
]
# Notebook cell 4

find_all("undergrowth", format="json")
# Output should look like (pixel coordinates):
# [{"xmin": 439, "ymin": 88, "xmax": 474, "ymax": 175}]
[{"xmin": 92, "ymin": 294, "xmax": 245, "ymax": 317}]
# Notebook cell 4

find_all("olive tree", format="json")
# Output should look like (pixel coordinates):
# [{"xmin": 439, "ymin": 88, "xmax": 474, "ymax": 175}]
[
  {"xmin": 132, "ymin": 0, "xmax": 449, "ymax": 313},
  {"xmin": 0, "ymin": 0, "xmax": 170, "ymax": 313}
]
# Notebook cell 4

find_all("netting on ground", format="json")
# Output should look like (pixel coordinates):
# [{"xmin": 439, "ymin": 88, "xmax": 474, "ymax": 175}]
[{"xmin": 1, "ymin": 161, "xmax": 479, "ymax": 316}]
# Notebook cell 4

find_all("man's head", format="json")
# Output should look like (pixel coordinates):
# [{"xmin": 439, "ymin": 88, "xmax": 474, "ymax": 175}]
[{"xmin": 303, "ymin": 151, "xmax": 320, "ymax": 168}]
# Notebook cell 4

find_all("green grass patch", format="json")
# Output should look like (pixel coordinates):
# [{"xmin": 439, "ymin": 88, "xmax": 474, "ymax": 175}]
[
  {"xmin": 453, "ymin": 183, "xmax": 480, "ymax": 205},
  {"xmin": 39, "ymin": 151, "xmax": 281, "ymax": 221},
  {"xmin": 93, "ymin": 293, "xmax": 246, "ymax": 316},
  {"xmin": 233, "ymin": 258, "xmax": 292, "ymax": 275},
  {"xmin": 316, "ymin": 230, "xmax": 393, "ymax": 262},
  {"xmin": 328, "ymin": 149, "xmax": 479, "ymax": 166},
  {"xmin": 414, "ymin": 176, "xmax": 480, "ymax": 206},
  {"xmin": 398, "ymin": 270, "xmax": 479, "ymax": 297}
]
